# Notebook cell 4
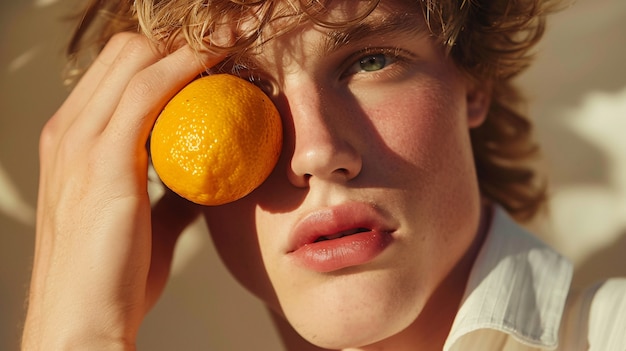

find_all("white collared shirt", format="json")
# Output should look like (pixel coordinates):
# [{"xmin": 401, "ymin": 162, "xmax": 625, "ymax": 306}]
[{"xmin": 444, "ymin": 207, "xmax": 626, "ymax": 351}]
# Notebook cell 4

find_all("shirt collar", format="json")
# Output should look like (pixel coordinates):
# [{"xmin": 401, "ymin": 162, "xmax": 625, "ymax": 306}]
[{"xmin": 444, "ymin": 206, "xmax": 573, "ymax": 350}]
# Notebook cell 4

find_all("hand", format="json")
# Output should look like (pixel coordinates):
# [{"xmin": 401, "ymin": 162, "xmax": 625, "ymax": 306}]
[{"xmin": 22, "ymin": 33, "xmax": 223, "ymax": 350}]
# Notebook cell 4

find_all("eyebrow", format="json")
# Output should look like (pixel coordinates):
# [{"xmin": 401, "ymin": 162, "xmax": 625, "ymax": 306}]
[{"xmin": 321, "ymin": 12, "xmax": 429, "ymax": 55}]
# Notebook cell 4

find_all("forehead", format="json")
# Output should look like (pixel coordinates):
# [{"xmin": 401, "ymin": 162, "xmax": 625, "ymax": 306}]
[
  {"xmin": 270, "ymin": 1, "xmax": 424, "ymax": 38},
  {"xmin": 220, "ymin": 0, "xmax": 427, "ymax": 56}
]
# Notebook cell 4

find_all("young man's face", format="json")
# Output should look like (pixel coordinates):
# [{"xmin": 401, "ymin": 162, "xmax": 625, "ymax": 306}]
[{"xmin": 202, "ymin": 1, "xmax": 489, "ymax": 348}]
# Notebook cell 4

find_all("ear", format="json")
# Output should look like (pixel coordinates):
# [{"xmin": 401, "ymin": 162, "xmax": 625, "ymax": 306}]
[{"xmin": 465, "ymin": 81, "xmax": 491, "ymax": 128}]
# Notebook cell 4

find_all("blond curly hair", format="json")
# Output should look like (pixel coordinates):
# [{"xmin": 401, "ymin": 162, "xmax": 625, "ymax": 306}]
[{"xmin": 66, "ymin": 0, "xmax": 561, "ymax": 221}]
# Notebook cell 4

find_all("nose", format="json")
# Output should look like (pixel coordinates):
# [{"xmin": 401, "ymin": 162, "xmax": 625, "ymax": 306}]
[{"xmin": 284, "ymin": 82, "xmax": 363, "ymax": 188}]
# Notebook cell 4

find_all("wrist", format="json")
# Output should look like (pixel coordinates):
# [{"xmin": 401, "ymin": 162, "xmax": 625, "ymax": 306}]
[
  {"xmin": 22, "ymin": 314, "xmax": 137, "ymax": 351},
  {"xmin": 21, "ymin": 332, "xmax": 136, "ymax": 351}
]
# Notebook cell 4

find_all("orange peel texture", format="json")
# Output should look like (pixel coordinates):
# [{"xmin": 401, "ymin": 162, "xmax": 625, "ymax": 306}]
[{"xmin": 150, "ymin": 74, "xmax": 283, "ymax": 205}]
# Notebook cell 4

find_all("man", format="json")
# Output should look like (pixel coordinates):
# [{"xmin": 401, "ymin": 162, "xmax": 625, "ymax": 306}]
[{"xmin": 22, "ymin": 0, "xmax": 626, "ymax": 350}]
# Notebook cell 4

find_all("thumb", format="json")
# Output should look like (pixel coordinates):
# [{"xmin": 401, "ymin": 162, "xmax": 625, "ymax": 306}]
[{"xmin": 145, "ymin": 189, "xmax": 201, "ymax": 311}]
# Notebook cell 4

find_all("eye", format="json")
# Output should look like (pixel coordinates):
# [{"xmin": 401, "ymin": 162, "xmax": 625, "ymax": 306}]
[
  {"xmin": 342, "ymin": 49, "xmax": 402, "ymax": 79},
  {"xmin": 357, "ymin": 53, "xmax": 387, "ymax": 72}
]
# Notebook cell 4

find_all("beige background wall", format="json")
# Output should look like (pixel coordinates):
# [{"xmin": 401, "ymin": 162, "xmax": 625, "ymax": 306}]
[{"xmin": 1, "ymin": 0, "xmax": 625, "ymax": 350}]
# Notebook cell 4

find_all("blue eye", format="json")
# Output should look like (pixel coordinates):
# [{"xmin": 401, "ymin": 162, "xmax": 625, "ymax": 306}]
[{"xmin": 357, "ymin": 54, "xmax": 387, "ymax": 72}]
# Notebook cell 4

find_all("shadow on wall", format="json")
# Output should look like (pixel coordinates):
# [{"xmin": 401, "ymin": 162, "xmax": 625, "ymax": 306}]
[
  {"xmin": 0, "ymin": 1, "xmax": 79, "ymax": 349},
  {"xmin": 538, "ymin": 87, "xmax": 626, "ymax": 288},
  {"xmin": 576, "ymin": 228, "xmax": 626, "ymax": 288},
  {"xmin": 518, "ymin": 0, "xmax": 626, "ymax": 287}
]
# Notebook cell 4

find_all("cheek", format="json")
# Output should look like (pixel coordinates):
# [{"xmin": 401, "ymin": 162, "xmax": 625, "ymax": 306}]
[
  {"xmin": 365, "ymin": 82, "xmax": 481, "ymax": 254},
  {"xmin": 365, "ymin": 82, "xmax": 472, "ymax": 177}
]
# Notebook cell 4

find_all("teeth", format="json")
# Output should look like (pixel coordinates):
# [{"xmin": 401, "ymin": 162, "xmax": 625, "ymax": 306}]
[{"xmin": 314, "ymin": 228, "xmax": 370, "ymax": 242}]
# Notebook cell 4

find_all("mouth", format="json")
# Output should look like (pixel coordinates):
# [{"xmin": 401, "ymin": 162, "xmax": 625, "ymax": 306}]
[
  {"xmin": 286, "ymin": 203, "xmax": 396, "ymax": 272},
  {"xmin": 313, "ymin": 227, "xmax": 372, "ymax": 242},
  {"xmin": 287, "ymin": 204, "xmax": 391, "ymax": 253}
]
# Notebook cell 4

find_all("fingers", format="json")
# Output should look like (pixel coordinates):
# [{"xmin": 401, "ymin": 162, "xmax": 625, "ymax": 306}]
[
  {"xmin": 43, "ymin": 33, "xmax": 135, "ymax": 145},
  {"xmin": 39, "ymin": 32, "xmax": 226, "ymax": 197},
  {"xmin": 67, "ymin": 34, "xmax": 165, "ymax": 138},
  {"xmin": 47, "ymin": 32, "xmax": 225, "ymax": 153},
  {"xmin": 102, "ymin": 43, "xmax": 225, "ymax": 154}
]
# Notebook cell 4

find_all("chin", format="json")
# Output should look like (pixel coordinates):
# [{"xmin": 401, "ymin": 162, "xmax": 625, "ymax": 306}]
[
  {"xmin": 291, "ymin": 304, "xmax": 417, "ymax": 350},
  {"xmin": 279, "ymin": 269, "xmax": 425, "ymax": 350}
]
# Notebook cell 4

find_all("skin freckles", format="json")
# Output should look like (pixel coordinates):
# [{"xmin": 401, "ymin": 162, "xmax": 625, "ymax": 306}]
[{"xmin": 203, "ymin": 3, "xmax": 491, "ymax": 350}]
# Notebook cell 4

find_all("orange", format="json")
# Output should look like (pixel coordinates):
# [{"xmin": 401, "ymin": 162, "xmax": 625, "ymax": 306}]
[{"xmin": 150, "ymin": 74, "xmax": 282, "ymax": 205}]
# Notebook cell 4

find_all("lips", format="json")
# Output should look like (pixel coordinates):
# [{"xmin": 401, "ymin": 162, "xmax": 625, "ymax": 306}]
[
  {"xmin": 287, "ymin": 202, "xmax": 395, "ymax": 272},
  {"xmin": 313, "ymin": 227, "xmax": 371, "ymax": 242}
]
